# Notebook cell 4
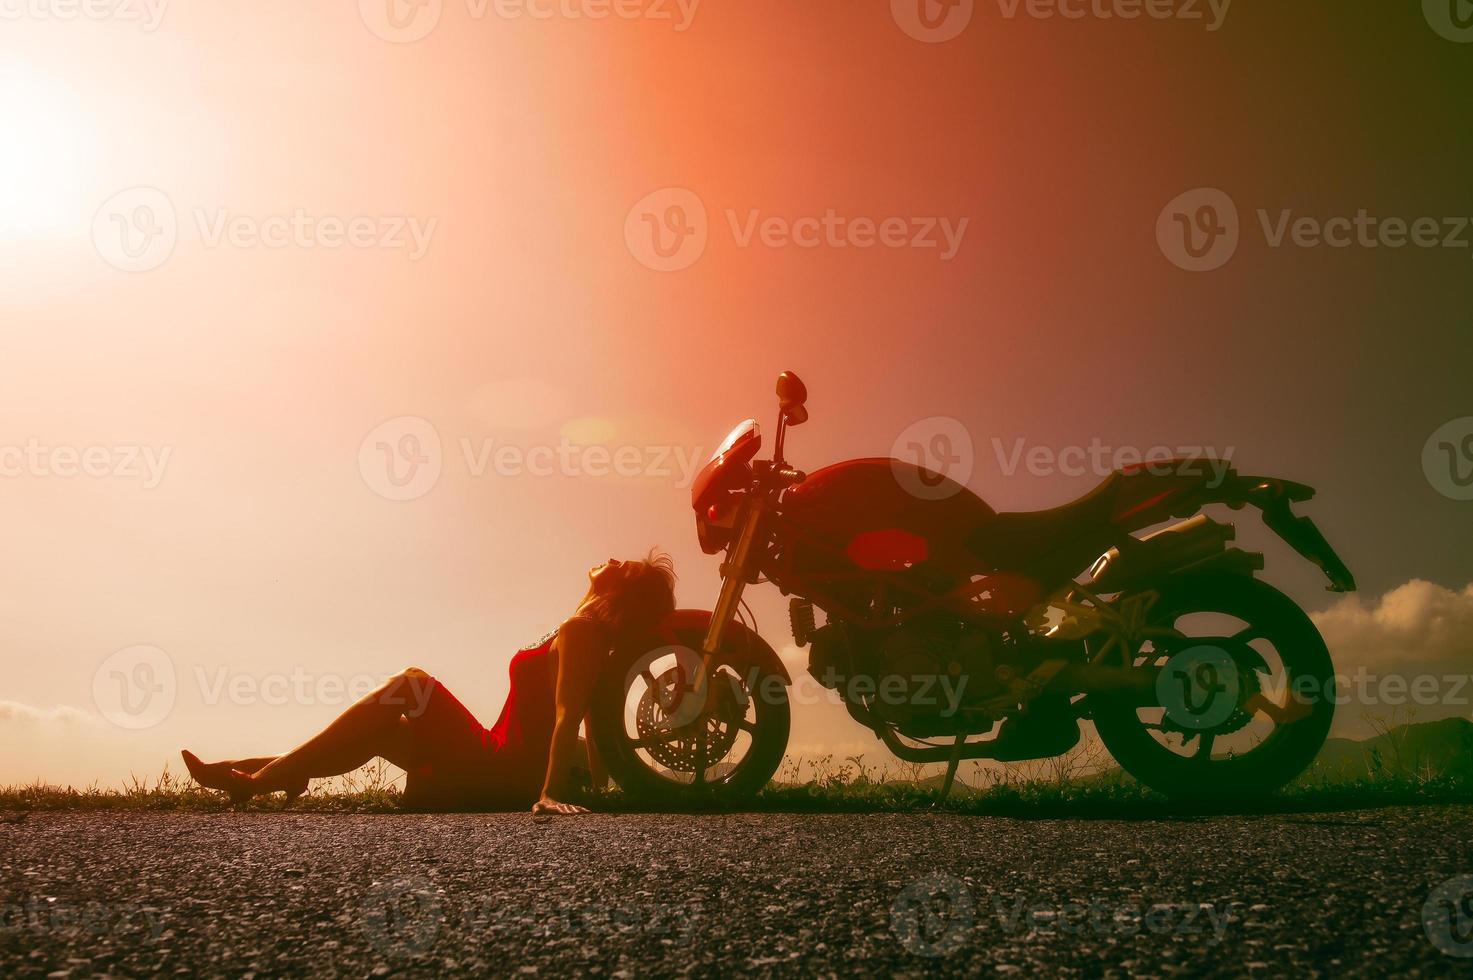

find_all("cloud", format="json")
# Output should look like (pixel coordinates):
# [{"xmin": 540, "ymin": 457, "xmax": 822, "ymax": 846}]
[
  {"xmin": 1310, "ymin": 580, "xmax": 1473, "ymax": 735},
  {"xmin": 0, "ymin": 700, "xmax": 99, "ymax": 727},
  {"xmin": 0, "ymin": 700, "xmax": 170, "ymax": 789},
  {"xmin": 1311, "ymin": 580, "xmax": 1473, "ymax": 676}
]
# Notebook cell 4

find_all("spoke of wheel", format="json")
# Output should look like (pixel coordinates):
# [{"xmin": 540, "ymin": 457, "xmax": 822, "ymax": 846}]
[
  {"xmin": 1230, "ymin": 625, "xmax": 1264, "ymax": 645},
  {"xmin": 1142, "ymin": 625, "xmax": 1187, "ymax": 644},
  {"xmin": 640, "ymin": 669, "xmax": 661, "ymax": 710},
  {"xmin": 1244, "ymin": 692, "xmax": 1311, "ymax": 726},
  {"xmin": 1194, "ymin": 731, "xmax": 1216, "ymax": 762},
  {"xmin": 736, "ymin": 717, "xmax": 757, "ymax": 735}
]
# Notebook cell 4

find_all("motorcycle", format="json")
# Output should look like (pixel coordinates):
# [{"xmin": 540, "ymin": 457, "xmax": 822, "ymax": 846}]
[{"xmin": 588, "ymin": 372, "xmax": 1357, "ymax": 802}]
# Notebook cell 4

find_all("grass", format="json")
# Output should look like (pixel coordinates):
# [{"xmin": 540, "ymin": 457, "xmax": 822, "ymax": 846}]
[
  {"xmin": 0, "ymin": 761, "xmax": 406, "ymax": 814},
  {"xmin": 3, "ymin": 752, "xmax": 1471, "ymax": 818}
]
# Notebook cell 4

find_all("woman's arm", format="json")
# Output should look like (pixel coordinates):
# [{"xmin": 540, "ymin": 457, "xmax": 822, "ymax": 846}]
[{"xmin": 534, "ymin": 617, "xmax": 606, "ymax": 815}]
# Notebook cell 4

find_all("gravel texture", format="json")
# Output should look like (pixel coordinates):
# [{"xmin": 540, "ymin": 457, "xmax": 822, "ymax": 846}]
[{"xmin": 3, "ymin": 807, "xmax": 1473, "ymax": 977}]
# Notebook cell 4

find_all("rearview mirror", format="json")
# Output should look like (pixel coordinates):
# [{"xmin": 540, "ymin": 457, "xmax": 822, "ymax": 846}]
[{"xmin": 776, "ymin": 372, "xmax": 809, "ymax": 425}]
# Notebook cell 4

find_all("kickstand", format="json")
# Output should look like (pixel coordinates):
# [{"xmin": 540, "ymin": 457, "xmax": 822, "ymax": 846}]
[{"xmin": 933, "ymin": 735, "xmax": 965, "ymax": 806}]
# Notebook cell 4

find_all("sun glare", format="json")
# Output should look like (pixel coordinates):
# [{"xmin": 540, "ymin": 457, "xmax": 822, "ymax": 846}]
[{"xmin": 0, "ymin": 62, "xmax": 102, "ymax": 241}]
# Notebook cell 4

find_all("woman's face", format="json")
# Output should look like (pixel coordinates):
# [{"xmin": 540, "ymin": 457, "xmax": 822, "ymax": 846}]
[{"xmin": 588, "ymin": 557, "xmax": 626, "ymax": 594}]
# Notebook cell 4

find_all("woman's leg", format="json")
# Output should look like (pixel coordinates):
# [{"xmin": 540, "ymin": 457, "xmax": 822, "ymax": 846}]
[
  {"xmin": 181, "ymin": 752, "xmax": 309, "ymax": 797},
  {"xmin": 219, "ymin": 667, "xmax": 435, "ymax": 798}
]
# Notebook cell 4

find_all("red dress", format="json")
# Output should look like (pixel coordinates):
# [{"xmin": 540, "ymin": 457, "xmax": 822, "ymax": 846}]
[{"xmin": 401, "ymin": 627, "xmax": 564, "ymax": 810}]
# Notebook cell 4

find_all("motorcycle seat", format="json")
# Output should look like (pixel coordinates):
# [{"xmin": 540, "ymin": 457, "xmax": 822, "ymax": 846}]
[{"xmin": 966, "ymin": 472, "xmax": 1122, "ymax": 566}]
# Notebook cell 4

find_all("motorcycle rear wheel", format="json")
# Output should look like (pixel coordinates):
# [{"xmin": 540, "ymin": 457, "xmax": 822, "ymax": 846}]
[
  {"xmin": 1090, "ymin": 572, "xmax": 1335, "ymax": 801},
  {"xmin": 589, "ymin": 627, "xmax": 790, "ymax": 805}
]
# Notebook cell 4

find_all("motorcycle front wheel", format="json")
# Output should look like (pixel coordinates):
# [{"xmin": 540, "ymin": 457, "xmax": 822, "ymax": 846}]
[
  {"xmin": 1090, "ymin": 572, "xmax": 1336, "ymax": 801},
  {"xmin": 588, "ymin": 626, "xmax": 790, "ymax": 805}
]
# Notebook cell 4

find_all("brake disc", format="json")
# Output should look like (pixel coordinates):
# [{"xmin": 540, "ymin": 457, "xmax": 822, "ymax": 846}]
[{"xmin": 634, "ymin": 667, "xmax": 741, "ymax": 772}]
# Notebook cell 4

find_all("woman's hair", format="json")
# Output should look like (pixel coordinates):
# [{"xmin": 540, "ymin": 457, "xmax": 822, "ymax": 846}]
[{"xmin": 582, "ymin": 549, "xmax": 677, "ymax": 642}]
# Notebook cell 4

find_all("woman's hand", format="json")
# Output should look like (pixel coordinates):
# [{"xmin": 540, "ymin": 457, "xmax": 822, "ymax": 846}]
[{"xmin": 532, "ymin": 795, "xmax": 590, "ymax": 816}]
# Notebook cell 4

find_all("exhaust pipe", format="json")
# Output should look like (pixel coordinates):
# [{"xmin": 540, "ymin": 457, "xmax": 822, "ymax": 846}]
[{"xmin": 1088, "ymin": 514, "xmax": 1239, "ymax": 592}]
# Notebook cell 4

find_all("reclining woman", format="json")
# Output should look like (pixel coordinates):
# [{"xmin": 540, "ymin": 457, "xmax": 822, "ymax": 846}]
[{"xmin": 181, "ymin": 553, "xmax": 676, "ymax": 816}]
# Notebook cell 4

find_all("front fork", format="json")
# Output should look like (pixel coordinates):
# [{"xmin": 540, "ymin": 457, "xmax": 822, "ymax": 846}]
[{"xmin": 699, "ymin": 493, "xmax": 771, "ymax": 681}]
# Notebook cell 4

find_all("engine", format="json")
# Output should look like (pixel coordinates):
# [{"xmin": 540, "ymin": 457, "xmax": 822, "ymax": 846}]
[{"xmin": 806, "ymin": 614, "xmax": 1006, "ymax": 737}]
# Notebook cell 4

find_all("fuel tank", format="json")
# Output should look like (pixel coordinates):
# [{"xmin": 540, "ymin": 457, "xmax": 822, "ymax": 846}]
[{"xmin": 778, "ymin": 458, "xmax": 997, "ymax": 581}]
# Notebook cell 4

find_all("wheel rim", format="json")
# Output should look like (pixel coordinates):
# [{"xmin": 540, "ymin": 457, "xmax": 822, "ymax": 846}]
[
  {"xmin": 616, "ymin": 646, "xmax": 764, "ymax": 789},
  {"xmin": 1097, "ymin": 585, "xmax": 1333, "ymax": 784},
  {"xmin": 1133, "ymin": 619, "xmax": 1287, "ymax": 765}
]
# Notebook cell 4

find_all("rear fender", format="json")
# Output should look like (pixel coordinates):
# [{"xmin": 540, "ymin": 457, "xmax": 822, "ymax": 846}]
[
  {"xmin": 1210, "ymin": 476, "xmax": 1357, "ymax": 593},
  {"xmin": 1105, "ymin": 467, "xmax": 1355, "ymax": 594}
]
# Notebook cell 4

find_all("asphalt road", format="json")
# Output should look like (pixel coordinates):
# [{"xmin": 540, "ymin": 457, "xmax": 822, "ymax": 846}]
[{"xmin": 2, "ymin": 807, "xmax": 1473, "ymax": 977}]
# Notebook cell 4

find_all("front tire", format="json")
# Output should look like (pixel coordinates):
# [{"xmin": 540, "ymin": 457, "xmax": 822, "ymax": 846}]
[
  {"xmin": 589, "ymin": 626, "xmax": 790, "ymax": 805},
  {"xmin": 1090, "ymin": 573, "xmax": 1335, "ymax": 801}
]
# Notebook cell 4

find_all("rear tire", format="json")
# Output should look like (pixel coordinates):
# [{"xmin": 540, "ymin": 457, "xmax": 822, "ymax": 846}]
[{"xmin": 1091, "ymin": 573, "xmax": 1335, "ymax": 801}]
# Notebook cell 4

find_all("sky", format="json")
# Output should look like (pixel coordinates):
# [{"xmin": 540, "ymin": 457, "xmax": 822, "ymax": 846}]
[{"xmin": 0, "ymin": 0, "xmax": 1470, "ymax": 786}]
